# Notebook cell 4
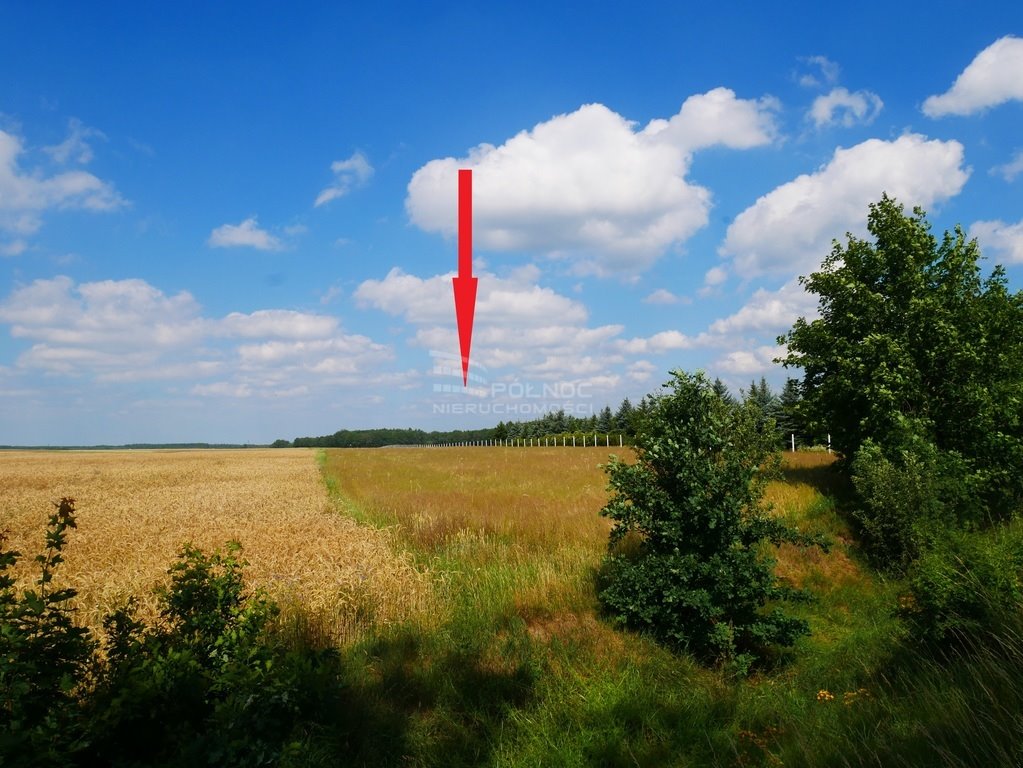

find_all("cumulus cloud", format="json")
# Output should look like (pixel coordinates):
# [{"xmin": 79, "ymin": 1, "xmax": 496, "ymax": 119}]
[
  {"xmin": 992, "ymin": 150, "xmax": 1023, "ymax": 182},
  {"xmin": 720, "ymin": 134, "xmax": 970, "ymax": 277},
  {"xmin": 643, "ymin": 288, "xmax": 682, "ymax": 305},
  {"xmin": 923, "ymin": 36, "xmax": 1023, "ymax": 117},
  {"xmin": 219, "ymin": 309, "xmax": 339, "ymax": 339},
  {"xmin": 618, "ymin": 330, "xmax": 693, "ymax": 355},
  {"xmin": 355, "ymin": 264, "xmax": 695, "ymax": 389},
  {"xmin": 970, "ymin": 219, "xmax": 1023, "ymax": 263},
  {"xmin": 809, "ymin": 87, "xmax": 883, "ymax": 127},
  {"xmin": 315, "ymin": 151, "xmax": 373, "ymax": 207},
  {"xmin": 207, "ymin": 217, "xmax": 282, "ymax": 250},
  {"xmin": 708, "ymin": 281, "xmax": 818, "ymax": 336},
  {"xmin": 0, "ymin": 128, "xmax": 124, "ymax": 239},
  {"xmin": 0, "ymin": 276, "xmax": 390, "ymax": 394},
  {"xmin": 406, "ymin": 90, "xmax": 779, "ymax": 275},
  {"xmin": 640, "ymin": 87, "xmax": 780, "ymax": 152},
  {"xmin": 713, "ymin": 345, "xmax": 785, "ymax": 376},
  {"xmin": 0, "ymin": 276, "xmax": 204, "ymax": 351},
  {"xmin": 356, "ymin": 264, "xmax": 588, "ymax": 327}
]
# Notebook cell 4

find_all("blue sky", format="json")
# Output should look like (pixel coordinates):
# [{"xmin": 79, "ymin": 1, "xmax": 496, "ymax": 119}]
[{"xmin": 1, "ymin": 2, "xmax": 1021, "ymax": 444}]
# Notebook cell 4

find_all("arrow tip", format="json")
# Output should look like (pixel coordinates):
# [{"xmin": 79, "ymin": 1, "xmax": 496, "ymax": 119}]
[{"xmin": 453, "ymin": 276, "xmax": 478, "ymax": 386}]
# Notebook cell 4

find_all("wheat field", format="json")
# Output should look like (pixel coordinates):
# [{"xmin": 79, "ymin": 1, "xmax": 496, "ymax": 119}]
[{"xmin": 0, "ymin": 448, "xmax": 431, "ymax": 641}]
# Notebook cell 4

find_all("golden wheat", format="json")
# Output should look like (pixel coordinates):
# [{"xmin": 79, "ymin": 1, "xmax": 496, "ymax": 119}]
[{"xmin": 0, "ymin": 448, "xmax": 431, "ymax": 642}]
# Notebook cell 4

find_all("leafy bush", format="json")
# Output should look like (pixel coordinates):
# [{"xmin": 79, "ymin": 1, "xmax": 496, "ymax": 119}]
[
  {"xmin": 598, "ymin": 370, "xmax": 827, "ymax": 674},
  {"xmin": 902, "ymin": 524, "xmax": 1023, "ymax": 645},
  {"xmin": 0, "ymin": 500, "xmax": 346, "ymax": 767},
  {"xmin": 851, "ymin": 438, "xmax": 984, "ymax": 572},
  {"xmin": 86, "ymin": 543, "xmax": 346, "ymax": 766},
  {"xmin": 0, "ymin": 498, "xmax": 94, "ymax": 763}
]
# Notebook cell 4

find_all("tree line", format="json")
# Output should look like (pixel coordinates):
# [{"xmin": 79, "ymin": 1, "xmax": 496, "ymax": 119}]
[{"xmin": 280, "ymin": 380, "xmax": 816, "ymax": 449}]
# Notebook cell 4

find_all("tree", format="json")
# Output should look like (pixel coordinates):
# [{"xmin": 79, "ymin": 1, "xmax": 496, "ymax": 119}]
[
  {"xmin": 712, "ymin": 377, "xmax": 735, "ymax": 405},
  {"xmin": 598, "ymin": 371, "xmax": 824, "ymax": 673},
  {"xmin": 780, "ymin": 195, "xmax": 1023, "ymax": 516},
  {"xmin": 596, "ymin": 406, "xmax": 613, "ymax": 433},
  {"xmin": 776, "ymin": 378, "xmax": 804, "ymax": 445},
  {"xmin": 614, "ymin": 398, "xmax": 634, "ymax": 433}
]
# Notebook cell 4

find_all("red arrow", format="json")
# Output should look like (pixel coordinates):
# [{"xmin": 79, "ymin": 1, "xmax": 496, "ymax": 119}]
[{"xmin": 452, "ymin": 168, "xmax": 477, "ymax": 386}]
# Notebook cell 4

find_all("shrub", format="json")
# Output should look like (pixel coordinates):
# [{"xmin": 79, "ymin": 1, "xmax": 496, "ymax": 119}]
[
  {"xmin": 851, "ymin": 438, "xmax": 984, "ymax": 572},
  {"xmin": 86, "ymin": 543, "xmax": 344, "ymax": 766},
  {"xmin": 598, "ymin": 371, "xmax": 827, "ymax": 674},
  {"xmin": 902, "ymin": 524, "xmax": 1023, "ymax": 645},
  {"xmin": 1, "ymin": 500, "xmax": 346, "ymax": 767},
  {"xmin": 0, "ymin": 498, "xmax": 94, "ymax": 764}
]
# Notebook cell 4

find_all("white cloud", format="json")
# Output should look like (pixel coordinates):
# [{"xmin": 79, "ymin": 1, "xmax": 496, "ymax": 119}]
[
  {"xmin": 809, "ymin": 87, "xmax": 883, "ymax": 127},
  {"xmin": 618, "ymin": 330, "xmax": 693, "ymax": 355},
  {"xmin": 641, "ymin": 87, "xmax": 780, "ymax": 152},
  {"xmin": 355, "ymin": 264, "xmax": 587, "ymax": 327},
  {"xmin": 1, "ymin": 239, "xmax": 27, "ymax": 256},
  {"xmin": 0, "ymin": 128, "xmax": 124, "ymax": 237},
  {"xmin": 355, "ymin": 264, "xmax": 692, "ymax": 392},
  {"xmin": 315, "ymin": 151, "xmax": 373, "ymax": 207},
  {"xmin": 798, "ymin": 55, "xmax": 840, "ymax": 88},
  {"xmin": 708, "ymin": 281, "xmax": 818, "ymax": 336},
  {"xmin": 992, "ymin": 150, "xmax": 1023, "ymax": 182},
  {"xmin": 406, "ymin": 90, "xmax": 778, "ymax": 275},
  {"xmin": 0, "ymin": 276, "xmax": 204, "ymax": 350},
  {"xmin": 714, "ymin": 345, "xmax": 785, "ymax": 376},
  {"xmin": 627, "ymin": 360, "xmax": 657, "ymax": 382},
  {"xmin": 43, "ymin": 118, "xmax": 105, "ymax": 164},
  {"xmin": 207, "ymin": 217, "xmax": 282, "ymax": 250},
  {"xmin": 970, "ymin": 219, "xmax": 1023, "ymax": 263},
  {"xmin": 923, "ymin": 36, "xmax": 1023, "ymax": 117},
  {"xmin": 643, "ymin": 288, "xmax": 681, "ymax": 305},
  {"xmin": 219, "ymin": 310, "xmax": 338, "ymax": 339},
  {"xmin": 191, "ymin": 381, "xmax": 254, "ymax": 398},
  {"xmin": 0, "ymin": 276, "xmax": 392, "ymax": 396},
  {"xmin": 720, "ymin": 134, "xmax": 970, "ymax": 277},
  {"xmin": 704, "ymin": 265, "xmax": 728, "ymax": 286}
]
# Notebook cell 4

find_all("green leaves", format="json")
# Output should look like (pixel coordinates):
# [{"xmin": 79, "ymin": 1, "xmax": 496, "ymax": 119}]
[
  {"xmin": 783, "ymin": 195, "xmax": 1023, "ymax": 567},
  {"xmin": 598, "ymin": 371, "xmax": 823, "ymax": 673}
]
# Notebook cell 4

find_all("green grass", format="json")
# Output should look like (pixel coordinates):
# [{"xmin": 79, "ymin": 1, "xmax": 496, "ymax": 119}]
[{"xmin": 313, "ymin": 447, "xmax": 1023, "ymax": 766}]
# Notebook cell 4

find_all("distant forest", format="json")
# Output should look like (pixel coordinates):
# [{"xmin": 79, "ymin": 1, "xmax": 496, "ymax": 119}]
[{"xmin": 279, "ymin": 377, "xmax": 814, "ymax": 449}]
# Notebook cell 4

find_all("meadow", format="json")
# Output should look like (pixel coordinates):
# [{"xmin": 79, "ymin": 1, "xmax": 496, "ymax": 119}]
[{"xmin": 4, "ymin": 446, "xmax": 1021, "ymax": 766}]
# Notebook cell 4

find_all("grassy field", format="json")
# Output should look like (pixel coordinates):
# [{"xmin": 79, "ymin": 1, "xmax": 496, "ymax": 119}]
[
  {"xmin": 5, "ymin": 446, "xmax": 1021, "ymax": 765},
  {"xmin": 320, "ymin": 447, "xmax": 914, "ymax": 766}
]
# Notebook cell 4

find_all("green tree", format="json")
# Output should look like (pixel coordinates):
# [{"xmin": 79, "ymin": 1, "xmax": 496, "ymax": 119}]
[
  {"xmin": 598, "ymin": 371, "xmax": 824, "ymax": 673},
  {"xmin": 712, "ymin": 377, "xmax": 735, "ymax": 405},
  {"xmin": 614, "ymin": 398, "xmax": 634, "ymax": 433},
  {"xmin": 776, "ymin": 378, "xmax": 804, "ymax": 445},
  {"xmin": 596, "ymin": 406, "xmax": 613, "ymax": 433},
  {"xmin": 780, "ymin": 195, "xmax": 1023, "ymax": 516}
]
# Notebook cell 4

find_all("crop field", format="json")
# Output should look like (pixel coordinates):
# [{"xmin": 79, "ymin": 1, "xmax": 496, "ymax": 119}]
[
  {"xmin": 6, "ymin": 445, "xmax": 1016, "ymax": 766},
  {"xmin": 0, "ymin": 448, "xmax": 430, "ymax": 640}
]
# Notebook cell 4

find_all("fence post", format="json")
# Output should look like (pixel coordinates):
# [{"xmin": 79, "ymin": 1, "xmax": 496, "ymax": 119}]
[
  {"xmin": 619, "ymin": 435, "xmax": 623, "ymax": 447},
  {"xmin": 828, "ymin": 433, "xmax": 832, "ymax": 454},
  {"xmin": 791, "ymin": 433, "xmax": 795, "ymax": 452},
  {"xmin": 572, "ymin": 435, "xmax": 576, "ymax": 447}
]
